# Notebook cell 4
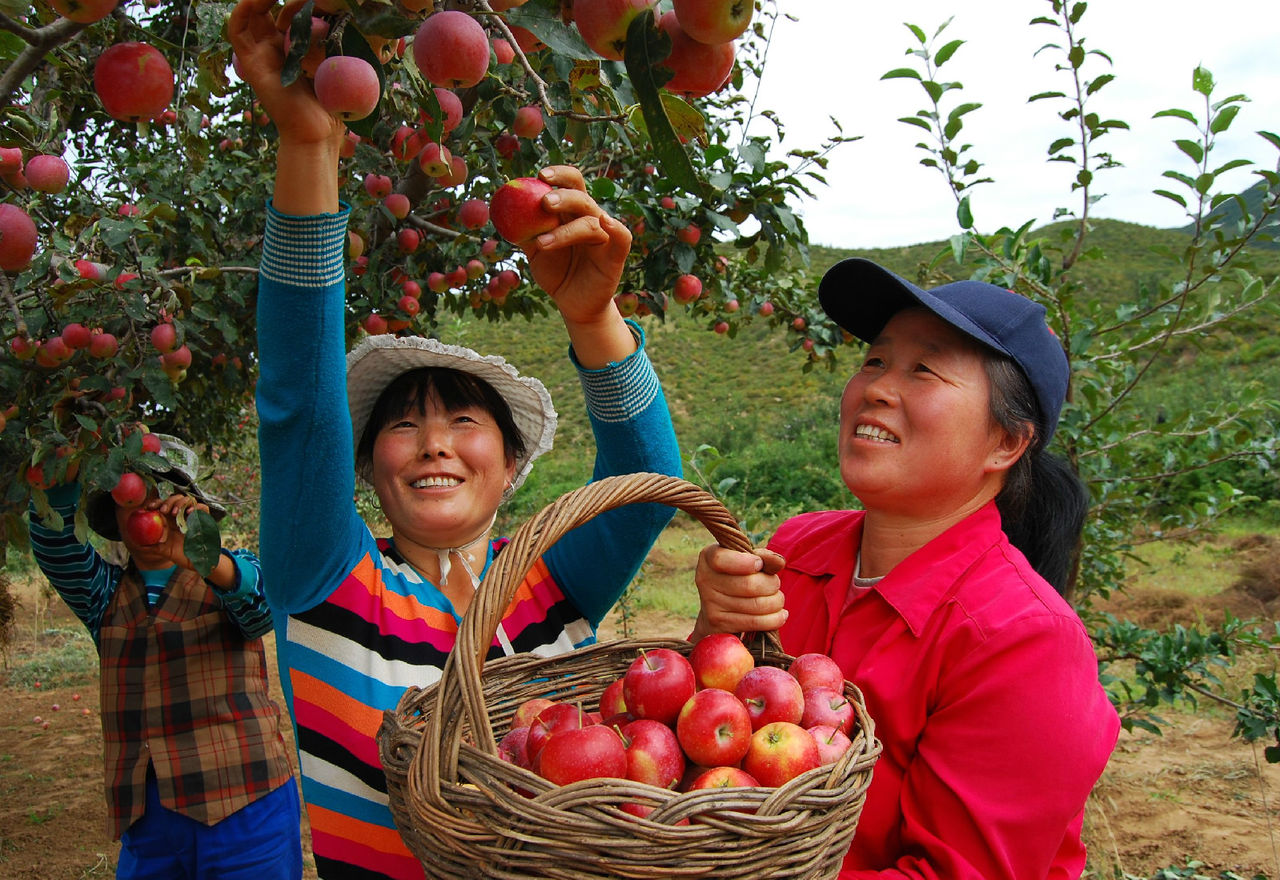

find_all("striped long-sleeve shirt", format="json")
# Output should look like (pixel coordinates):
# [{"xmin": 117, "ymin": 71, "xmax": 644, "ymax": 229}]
[{"xmin": 256, "ymin": 203, "xmax": 682, "ymax": 880}]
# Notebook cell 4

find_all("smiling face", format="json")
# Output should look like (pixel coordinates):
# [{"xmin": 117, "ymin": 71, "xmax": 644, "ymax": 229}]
[
  {"xmin": 365, "ymin": 369, "xmax": 521, "ymax": 554},
  {"xmin": 838, "ymin": 308, "xmax": 1026, "ymax": 520}
]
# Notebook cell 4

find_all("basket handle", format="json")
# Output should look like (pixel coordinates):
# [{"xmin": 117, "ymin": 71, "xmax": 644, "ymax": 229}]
[{"xmin": 424, "ymin": 472, "xmax": 755, "ymax": 782}]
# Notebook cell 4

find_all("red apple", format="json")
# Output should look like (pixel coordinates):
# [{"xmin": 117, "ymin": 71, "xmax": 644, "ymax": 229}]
[
  {"xmin": 508, "ymin": 25, "xmax": 544, "ymax": 53},
  {"xmin": 364, "ymin": 173, "xmax": 392, "ymax": 199},
  {"xmin": 110, "ymin": 472, "xmax": 147, "ymax": 508},
  {"xmin": 675, "ymin": 687, "xmax": 752, "ymax": 768},
  {"xmin": 413, "ymin": 10, "xmax": 489, "ymax": 89},
  {"xmin": 416, "ymin": 141, "xmax": 452, "ymax": 178},
  {"xmin": 498, "ymin": 726, "xmax": 531, "ymax": 768},
  {"xmin": 314, "ymin": 56, "xmax": 380, "ymax": 121},
  {"xmin": 491, "ymin": 37, "xmax": 515, "ymax": 65},
  {"xmin": 742, "ymin": 721, "xmax": 821, "ymax": 787},
  {"xmin": 123, "ymin": 508, "xmax": 166, "ymax": 546},
  {"xmin": 384, "ymin": 193, "xmax": 411, "ymax": 219},
  {"xmin": 800, "ymin": 686, "xmax": 855, "ymax": 736},
  {"xmin": 734, "ymin": 665, "xmax": 804, "ymax": 730},
  {"xmin": 538, "ymin": 724, "xmax": 626, "ymax": 785},
  {"xmin": 60, "ymin": 322, "xmax": 91, "ymax": 350},
  {"xmin": 686, "ymin": 765, "xmax": 759, "ymax": 791},
  {"xmin": 150, "ymin": 322, "xmax": 177, "ymax": 354},
  {"xmin": 676, "ymin": 224, "xmax": 701, "ymax": 246},
  {"xmin": 140, "ymin": 432, "xmax": 162, "ymax": 454},
  {"xmin": 575, "ymin": 0, "xmax": 654, "ymax": 61},
  {"xmin": 0, "ymin": 203, "xmax": 38, "ymax": 271},
  {"xmin": 458, "ymin": 199, "xmax": 490, "ymax": 230},
  {"xmin": 49, "ymin": 0, "xmax": 119, "ymax": 24},
  {"xmin": 620, "ymin": 718, "xmax": 685, "ymax": 789},
  {"xmin": 526, "ymin": 702, "xmax": 589, "ymax": 762},
  {"xmin": 512, "ymin": 698, "xmax": 556, "ymax": 730},
  {"xmin": 362, "ymin": 313, "xmax": 388, "ymax": 335},
  {"xmin": 162, "ymin": 344, "xmax": 192, "ymax": 370},
  {"xmin": 807, "ymin": 724, "xmax": 853, "ymax": 766},
  {"xmin": 688, "ymin": 632, "xmax": 754, "ymax": 692},
  {"xmin": 396, "ymin": 228, "xmax": 421, "ymax": 253},
  {"xmin": 622, "ymin": 648, "xmax": 696, "ymax": 726},
  {"xmin": 672, "ymin": 273, "xmax": 702, "ymax": 303},
  {"xmin": 441, "ymin": 154, "xmax": 469, "ymax": 187},
  {"xmin": 0, "ymin": 147, "xmax": 21, "ymax": 174},
  {"xmin": 89, "ymin": 331, "xmax": 118, "ymax": 358},
  {"xmin": 494, "ymin": 132, "xmax": 520, "ymax": 159},
  {"xmin": 656, "ymin": 12, "xmax": 734, "ymax": 100},
  {"xmin": 672, "ymin": 0, "xmax": 753, "ymax": 45},
  {"xmin": 397, "ymin": 295, "xmax": 420, "ymax": 316},
  {"xmin": 489, "ymin": 177, "xmax": 559, "ymax": 244},
  {"xmin": 713, "ymin": 321, "xmax": 729, "ymax": 335},
  {"xmin": 613, "ymin": 291, "xmax": 639, "ymax": 317},
  {"xmin": 94, "ymin": 42, "xmax": 175, "ymax": 122},
  {"xmin": 512, "ymin": 105, "xmax": 545, "ymax": 139},
  {"xmin": 789, "ymin": 652, "xmax": 845, "ymax": 694},
  {"xmin": 25, "ymin": 155, "xmax": 70, "ymax": 194},
  {"xmin": 427, "ymin": 88, "xmax": 463, "ymax": 134}
]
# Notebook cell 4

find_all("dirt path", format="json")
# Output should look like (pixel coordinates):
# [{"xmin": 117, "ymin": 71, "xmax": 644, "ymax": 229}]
[{"xmin": 2, "ymin": 579, "xmax": 1277, "ymax": 879}]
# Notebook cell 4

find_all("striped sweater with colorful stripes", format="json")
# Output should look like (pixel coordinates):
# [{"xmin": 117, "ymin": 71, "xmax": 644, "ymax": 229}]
[{"xmin": 256, "ymin": 203, "xmax": 682, "ymax": 880}]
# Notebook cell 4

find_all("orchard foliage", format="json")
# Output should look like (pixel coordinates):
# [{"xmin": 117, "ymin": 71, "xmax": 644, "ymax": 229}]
[
  {"xmin": 880, "ymin": 3, "xmax": 1280, "ymax": 758},
  {"xmin": 0, "ymin": 0, "xmax": 848, "ymax": 551}
]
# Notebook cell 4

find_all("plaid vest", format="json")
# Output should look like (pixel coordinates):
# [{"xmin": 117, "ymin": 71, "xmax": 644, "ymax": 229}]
[{"xmin": 98, "ymin": 566, "xmax": 294, "ymax": 839}]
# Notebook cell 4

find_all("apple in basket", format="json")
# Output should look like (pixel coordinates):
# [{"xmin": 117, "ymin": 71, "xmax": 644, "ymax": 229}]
[
  {"xmin": 526, "ymin": 702, "xmax": 589, "ymax": 764},
  {"xmin": 512, "ymin": 696, "xmax": 555, "ymax": 729},
  {"xmin": 734, "ymin": 665, "xmax": 804, "ymax": 730},
  {"xmin": 538, "ymin": 724, "xmax": 627, "ymax": 786},
  {"xmin": 686, "ymin": 765, "xmax": 760, "ymax": 791},
  {"xmin": 742, "ymin": 721, "xmax": 821, "ymax": 788},
  {"xmin": 675, "ymin": 687, "xmax": 752, "ymax": 768},
  {"xmin": 808, "ymin": 724, "xmax": 854, "ymax": 766},
  {"xmin": 789, "ymin": 652, "xmax": 846, "ymax": 694},
  {"xmin": 688, "ymin": 632, "xmax": 755, "ymax": 692},
  {"xmin": 498, "ymin": 726, "xmax": 531, "ymax": 769},
  {"xmin": 623, "ymin": 648, "xmax": 696, "ymax": 726},
  {"xmin": 800, "ymin": 686, "xmax": 856, "ymax": 736},
  {"xmin": 619, "ymin": 718, "xmax": 685, "ymax": 789},
  {"xmin": 599, "ymin": 676, "xmax": 628, "ymax": 718}
]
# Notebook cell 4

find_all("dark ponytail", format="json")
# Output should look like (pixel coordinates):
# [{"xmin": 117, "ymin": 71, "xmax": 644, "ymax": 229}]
[{"xmin": 985, "ymin": 358, "xmax": 1089, "ymax": 599}]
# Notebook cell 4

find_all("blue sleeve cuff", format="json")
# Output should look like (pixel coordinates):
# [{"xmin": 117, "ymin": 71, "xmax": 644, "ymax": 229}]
[
  {"xmin": 212, "ymin": 549, "xmax": 260, "ymax": 602},
  {"xmin": 571, "ymin": 320, "xmax": 662, "ymax": 424},
  {"xmin": 261, "ymin": 200, "xmax": 352, "ymax": 289}
]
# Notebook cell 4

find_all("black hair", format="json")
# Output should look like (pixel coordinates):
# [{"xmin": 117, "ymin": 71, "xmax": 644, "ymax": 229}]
[
  {"xmin": 355, "ymin": 367, "xmax": 526, "ymax": 476},
  {"xmin": 984, "ymin": 357, "xmax": 1089, "ymax": 599}
]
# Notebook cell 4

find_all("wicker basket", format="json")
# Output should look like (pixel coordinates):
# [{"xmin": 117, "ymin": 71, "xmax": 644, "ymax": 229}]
[{"xmin": 378, "ymin": 473, "xmax": 881, "ymax": 879}]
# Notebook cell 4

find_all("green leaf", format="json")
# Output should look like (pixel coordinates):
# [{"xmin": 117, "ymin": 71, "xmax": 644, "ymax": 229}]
[
  {"xmin": 1068, "ymin": 45, "xmax": 1084, "ymax": 69},
  {"xmin": 182, "ymin": 510, "xmax": 222, "ymax": 578},
  {"xmin": 881, "ymin": 67, "xmax": 923, "ymax": 81},
  {"xmin": 1048, "ymin": 137, "xmax": 1075, "ymax": 156},
  {"xmin": 1192, "ymin": 65, "xmax": 1215, "ymax": 96},
  {"xmin": 622, "ymin": 9, "xmax": 702, "ymax": 195},
  {"xmin": 1085, "ymin": 73, "xmax": 1114, "ymax": 96},
  {"xmin": 934, "ymin": 39, "xmax": 964, "ymax": 66},
  {"xmin": 1174, "ymin": 139, "xmax": 1204, "ymax": 164},
  {"xmin": 897, "ymin": 116, "xmax": 933, "ymax": 132},
  {"xmin": 1209, "ymin": 104, "xmax": 1240, "ymax": 134},
  {"xmin": 922, "ymin": 81, "xmax": 943, "ymax": 103},
  {"xmin": 1153, "ymin": 189, "xmax": 1188, "ymax": 208},
  {"xmin": 1028, "ymin": 91, "xmax": 1067, "ymax": 103},
  {"xmin": 1153, "ymin": 108, "xmax": 1197, "ymax": 124},
  {"xmin": 281, "ymin": 0, "xmax": 316, "ymax": 88},
  {"xmin": 956, "ymin": 195, "xmax": 973, "ymax": 230},
  {"xmin": 905, "ymin": 23, "xmax": 926, "ymax": 44},
  {"xmin": 507, "ymin": 5, "xmax": 597, "ymax": 60}
]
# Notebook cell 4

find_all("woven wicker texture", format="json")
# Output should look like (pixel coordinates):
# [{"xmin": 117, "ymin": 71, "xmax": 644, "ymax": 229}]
[{"xmin": 378, "ymin": 473, "xmax": 881, "ymax": 879}]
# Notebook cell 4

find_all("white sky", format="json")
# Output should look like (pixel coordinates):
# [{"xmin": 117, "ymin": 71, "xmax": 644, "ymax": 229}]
[{"xmin": 749, "ymin": 1, "xmax": 1280, "ymax": 249}]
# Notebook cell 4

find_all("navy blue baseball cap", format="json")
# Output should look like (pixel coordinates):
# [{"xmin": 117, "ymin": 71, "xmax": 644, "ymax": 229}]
[{"xmin": 818, "ymin": 258, "xmax": 1070, "ymax": 442}]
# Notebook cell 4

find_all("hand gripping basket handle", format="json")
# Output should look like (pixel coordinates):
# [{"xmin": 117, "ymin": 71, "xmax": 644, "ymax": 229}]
[{"xmin": 421, "ymin": 472, "xmax": 756, "ymax": 788}]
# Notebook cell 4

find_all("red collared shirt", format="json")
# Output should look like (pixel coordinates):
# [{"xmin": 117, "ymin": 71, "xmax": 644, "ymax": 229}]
[{"xmin": 775, "ymin": 502, "xmax": 1118, "ymax": 880}]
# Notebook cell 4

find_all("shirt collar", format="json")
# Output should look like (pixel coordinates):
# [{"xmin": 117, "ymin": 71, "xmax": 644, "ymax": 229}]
[{"xmin": 784, "ymin": 502, "xmax": 1007, "ymax": 637}]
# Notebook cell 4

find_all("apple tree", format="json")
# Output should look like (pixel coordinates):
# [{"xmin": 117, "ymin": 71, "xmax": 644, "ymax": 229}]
[{"xmin": 0, "ymin": 0, "xmax": 846, "ymax": 566}]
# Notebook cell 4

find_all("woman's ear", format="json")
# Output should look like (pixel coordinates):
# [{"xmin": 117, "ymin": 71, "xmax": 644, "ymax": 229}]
[{"xmin": 986, "ymin": 424, "xmax": 1034, "ymax": 475}]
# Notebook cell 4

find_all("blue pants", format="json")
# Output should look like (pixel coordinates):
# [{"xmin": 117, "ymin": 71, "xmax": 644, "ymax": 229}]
[{"xmin": 116, "ymin": 770, "xmax": 303, "ymax": 880}]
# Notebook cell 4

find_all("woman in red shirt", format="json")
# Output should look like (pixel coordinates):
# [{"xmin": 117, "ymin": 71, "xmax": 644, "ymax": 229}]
[{"xmin": 693, "ymin": 259, "xmax": 1120, "ymax": 880}]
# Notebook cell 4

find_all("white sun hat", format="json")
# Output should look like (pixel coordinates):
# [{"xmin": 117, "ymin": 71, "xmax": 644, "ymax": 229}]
[{"xmin": 345, "ymin": 334, "xmax": 558, "ymax": 493}]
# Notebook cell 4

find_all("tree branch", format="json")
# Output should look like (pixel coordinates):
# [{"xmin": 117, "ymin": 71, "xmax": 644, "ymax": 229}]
[{"xmin": 0, "ymin": 16, "xmax": 86, "ymax": 108}]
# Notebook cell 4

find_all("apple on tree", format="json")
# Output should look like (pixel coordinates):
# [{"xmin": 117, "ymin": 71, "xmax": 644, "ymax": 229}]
[
  {"xmin": 489, "ymin": 177, "xmax": 560, "ymax": 244},
  {"xmin": 94, "ymin": 42, "xmax": 175, "ymax": 122},
  {"xmin": 413, "ymin": 10, "xmax": 490, "ymax": 89},
  {"xmin": 672, "ymin": 0, "xmax": 754, "ymax": 45},
  {"xmin": 574, "ymin": 0, "xmax": 655, "ymax": 61},
  {"xmin": 0, "ymin": 203, "xmax": 38, "ymax": 271},
  {"xmin": 124, "ymin": 508, "xmax": 167, "ymax": 547},
  {"xmin": 313, "ymin": 56, "xmax": 381, "ymax": 122}
]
